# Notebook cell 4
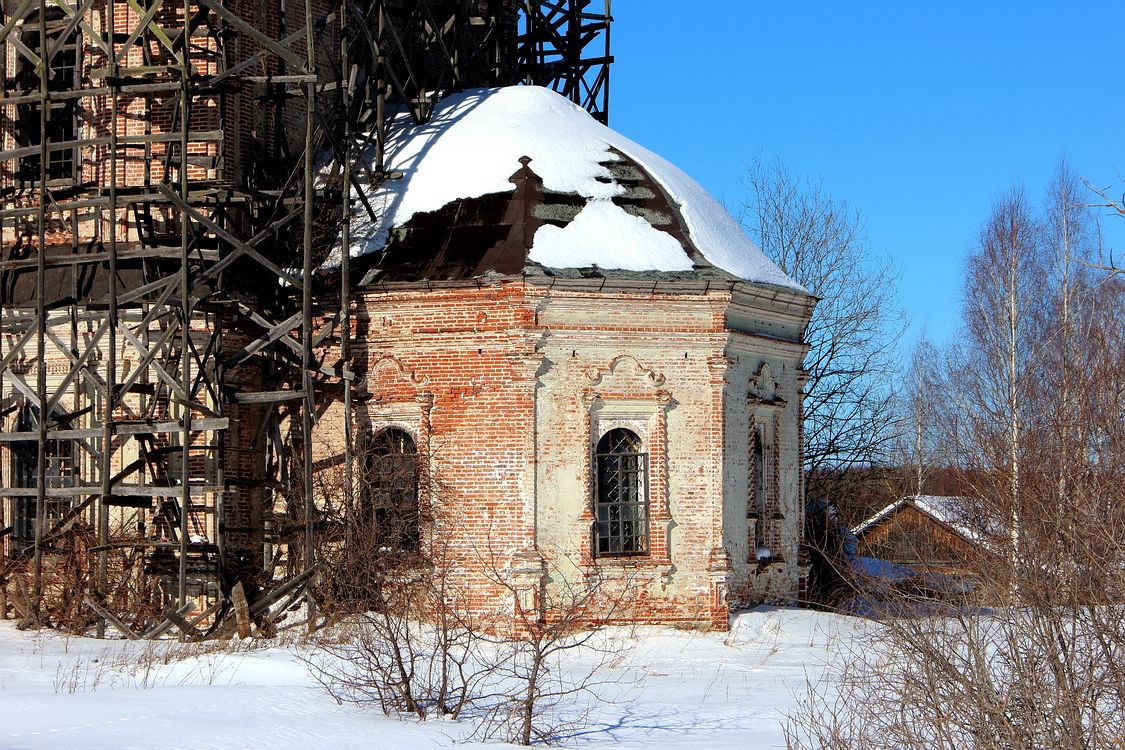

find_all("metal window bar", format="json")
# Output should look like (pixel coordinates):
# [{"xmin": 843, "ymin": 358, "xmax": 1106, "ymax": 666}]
[{"xmin": 594, "ymin": 428, "xmax": 648, "ymax": 557}]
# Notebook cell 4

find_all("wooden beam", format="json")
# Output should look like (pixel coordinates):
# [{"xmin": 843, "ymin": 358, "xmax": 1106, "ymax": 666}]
[
  {"xmin": 233, "ymin": 389, "xmax": 307, "ymax": 404},
  {"xmin": 83, "ymin": 596, "xmax": 139, "ymax": 640},
  {"xmin": 141, "ymin": 601, "xmax": 196, "ymax": 639},
  {"xmin": 198, "ymin": 0, "xmax": 305, "ymax": 69}
]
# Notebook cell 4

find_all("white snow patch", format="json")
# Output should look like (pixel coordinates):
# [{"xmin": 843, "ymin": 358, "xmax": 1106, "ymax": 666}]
[
  {"xmin": 336, "ymin": 86, "xmax": 803, "ymax": 291},
  {"xmin": 0, "ymin": 608, "xmax": 865, "ymax": 749},
  {"xmin": 529, "ymin": 199, "xmax": 693, "ymax": 272}
]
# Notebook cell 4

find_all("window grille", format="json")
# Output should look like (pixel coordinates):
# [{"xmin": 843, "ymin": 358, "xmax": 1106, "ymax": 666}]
[
  {"xmin": 594, "ymin": 428, "xmax": 649, "ymax": 557},
  {"xmin": 362, "ymin": 427, "xmax": 420, "ymax": 552}
]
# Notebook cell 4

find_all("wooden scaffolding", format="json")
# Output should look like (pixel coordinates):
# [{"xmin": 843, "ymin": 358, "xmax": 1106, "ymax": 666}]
[{"xmin": 0, "ymin": 0, "xmax": 612, "ymax": 637}]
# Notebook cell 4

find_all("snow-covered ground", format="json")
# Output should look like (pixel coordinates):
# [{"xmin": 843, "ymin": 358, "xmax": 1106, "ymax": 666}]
[{"xmin": 0, "ymin": 608, "xmax": 867, "ymax": 749}]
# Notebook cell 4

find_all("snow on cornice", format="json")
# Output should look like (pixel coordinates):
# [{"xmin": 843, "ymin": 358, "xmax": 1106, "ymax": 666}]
[{"xmin": 333, "ymin": 86, "xmax": 804, "ymax": 292}]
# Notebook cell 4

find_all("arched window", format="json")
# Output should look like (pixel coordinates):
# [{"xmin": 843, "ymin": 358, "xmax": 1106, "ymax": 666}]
[
  {"xmin": 362, "ymin": 428, "xmax": 420, "ymax": 552},
  {"xmin": 594, "ymin": 428, "xmax": 648, "ymax": 557}
]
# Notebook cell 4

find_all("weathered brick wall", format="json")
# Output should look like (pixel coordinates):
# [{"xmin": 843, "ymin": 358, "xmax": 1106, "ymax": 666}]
[
  {"xmin": 311, "ymin": 279, "xmax": 811, "ymax": 629},
  {"xmin": 532, "ymin": 289, "xmax": 731, "ymax": 627}
]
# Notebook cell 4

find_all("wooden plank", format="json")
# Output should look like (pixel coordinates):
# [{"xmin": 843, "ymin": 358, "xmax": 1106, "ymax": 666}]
[
  {"xmin": 83, "ymin": 596, "xmax": 140, "ymax": 640},
  {"xmin": 261, "ymin": 579, "xmax": 309, "ymax": 626},
  {"xmin": 0, "ymin": 194, "xmax": 165, "ymax": 220},
  {"xmin": 223, "ymin": 312, "xmax": 303, "ymax": 368},
  {"xmin": 44, "ymin": 0, "xmax": 95, "ymax": 68},
  {"xmin": 115, "ymin": 0, "xmax": 165, "ymax": 64},
  {"xmin": 0, "ymin": 130, "xmax": 223, "ymax": 163},
  {"xmin": 0, "ymin": 325, "xmax": 39, "ymax": 378},
  {"xmin": 0, "ymin": 484, "xmax": 220, "ymax": 498},
  {"xmin": 117, "ymin": 324, "xmax": 190, "ymax": 404},
  {"xmin": 115, "ymin": 416, "xmax": 229, "ymax": 435},
  {"xmin": 114, "ymin": 320, "xmax": 181, "ymax": 402},
  {"xmin": 3, "ymin": 368, "xmax": 41, "ymax": 410},
  {"xmin": 7, "ymin": 32, "xmax": 40, "ymax": 70},
  {"xmin": 248, "ymin": 564, "xmax": 318, "ymax": 618},
  {"xmin": 233, "ymin": 389, "xmax": 306, "ymax": 404},
  {"xmin": 199, "ymin": 0, "xmax": 305, "ymax": 69},
  {"xmin": 117, "ymin": 276, "xmax": 177, "ymax": 307},
  {"xmin": 0, "ymin": 417, "xmax": 228, "ymax": 443},
  {"xmin": 163, "ymin": 604, "xmax": 201, "ymax": 638},
  {"xmin": 123, "ymin": 0, "xmax": 182, "ymax": 64},
  {"xmin": 0, "ymin": 428, "xmax": 102, "ymax": 442},
  {"xmin": 44, "ymin": 318, "xmax": 112, "ymax": 414},
  {"xmin": 154, "ymin": 185, "xmax": 304, "ymax": 289},
  {"xmin": 0, "ymin": 81, "xmax": 180, "ymax": 106},
  {"xmin": 0, "ymin": 0, "xmax": 37, "ymax": 48},
  {"xmin": 0, "ymin": 245, "xmax": 219, "ymax": 271},
  {"xmin": 141, "ymin": 601, "xmax": 196, "ymax": 639},
  {"xmin": 231, "ymin": 582, "xmax": 252, "ymax": 638},
  {"xmin": 200, "ymin": 206, "xmax": 302, "ymax": 282}
]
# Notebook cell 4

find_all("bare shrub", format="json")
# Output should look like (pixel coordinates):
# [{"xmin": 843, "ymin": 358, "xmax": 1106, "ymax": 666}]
[
  {"xmin": 304, "ymin": 531, "xmax": 636, "ymax": 745},
  {"xmin": 304, "ymin": 557, "xmax": 491, "ymax": 720},
  {"xmin": 787, "ymin": 589, "xmax": 1125, "ymax": 749},
  {"xmin": 3, "ymin": 520, "xmax": 165, "ymax": 634},
  {"xmin": 306, "ymin": 423, "xmax": 636, "ymax": 742},
  {"xmin": 473, "ymin": 565, "xmax": 634, "ymax": 746},
  {"xmin": 788, "ymin": 166, "xmax": 1125, "ymax": 750}
]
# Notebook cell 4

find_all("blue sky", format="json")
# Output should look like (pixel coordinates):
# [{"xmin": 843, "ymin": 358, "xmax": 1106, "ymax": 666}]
[{"xmin": 607, "ymin": 2, "xmax": 1125, "ymax": 355}]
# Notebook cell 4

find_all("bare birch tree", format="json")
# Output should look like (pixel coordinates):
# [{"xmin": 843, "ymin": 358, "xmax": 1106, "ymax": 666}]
[
  {"xmin": 786, "ymin": 175, "xmax": 1125, "ymax": 750},
  {"xmin": 893, "ymin": 334, "xmax": 944, "ymax": 497},
  {"xmin": 742, "ymin": 158, "xmax": 903, "ymax": 479},
  {"xmin": 922, "ymin": 187, "xmax": 1045, "ymax": 586}
]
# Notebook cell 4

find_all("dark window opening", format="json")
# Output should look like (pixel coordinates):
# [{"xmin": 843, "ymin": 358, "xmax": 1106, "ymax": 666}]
[
  {"xmin": 594, "ymin": 428, "xmax": 648, "ymax": 557},
  {"xmin": 12, "ymin": 9, "xmax": 79, "ymax": 185},
  {"xmin": 752, "ymin": 426, "xmax": 766, "ymax": 551},
  {"xmin": 8, "ymin": 404, "xmax": 78, "ymax": 556},
  {"xmin": 362, "ymin": 427, "xmax": 420, "ymax": 552}
]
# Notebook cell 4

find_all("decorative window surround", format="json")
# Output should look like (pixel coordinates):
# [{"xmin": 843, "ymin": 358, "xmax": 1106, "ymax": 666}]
[
  {"xmin": 747, "ymin": 364, "xmax": 786, "ymax": 565},
  {"xmin": 579, "ymin": 387, "xmax": 673, "ymax": 566}
]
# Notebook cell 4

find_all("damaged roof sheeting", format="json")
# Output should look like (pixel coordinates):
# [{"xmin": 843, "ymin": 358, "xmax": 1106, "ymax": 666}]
[{"xmin": 338, "ymin": 86, "xmax": 804, "ymax": 291}]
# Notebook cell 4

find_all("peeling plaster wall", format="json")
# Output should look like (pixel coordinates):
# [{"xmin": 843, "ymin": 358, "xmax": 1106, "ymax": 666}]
[{"xmin": 311, "ymin": 278, "xmax": 812, "ymax": 629}]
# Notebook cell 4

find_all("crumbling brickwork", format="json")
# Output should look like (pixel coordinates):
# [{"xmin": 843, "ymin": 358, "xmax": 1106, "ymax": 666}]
[{"xmin": 311, "ymin": 278, "xmax": 811, "ymax": 629}]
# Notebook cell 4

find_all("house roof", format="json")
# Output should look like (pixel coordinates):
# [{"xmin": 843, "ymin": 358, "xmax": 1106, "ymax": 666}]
[
  {"xmin": 853, "ymin": 495, "xmax": 991, "ymax": 547},
  {"xmin": 335, "ymin": 86, "xmax": 805, "ymax": 292}
]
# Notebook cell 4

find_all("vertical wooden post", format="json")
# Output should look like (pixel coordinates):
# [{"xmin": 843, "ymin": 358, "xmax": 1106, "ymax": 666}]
[
  {"xmin": 98, "ymin": 0, "xmax": 122, "ymax": 639},
  {"xmin": 301, "ymin": 0, "xmax": 318, "ymax": 632},
  {"xmin": 31, "ymin": 0, "xmax": 49, "ymax": 627},
  {"xmin": 177, "ymin": 0, "xmax": 194, "ymax": 631}
]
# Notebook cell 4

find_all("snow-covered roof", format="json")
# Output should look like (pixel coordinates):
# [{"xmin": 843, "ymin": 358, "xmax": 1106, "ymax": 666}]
[
  {"xmin": 853, "ymin": 495, "xmax": 988, "ymax": 546},
  {"xmin": 334, "ymin": 86, "xmax": 803, "ymax": 292}
]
